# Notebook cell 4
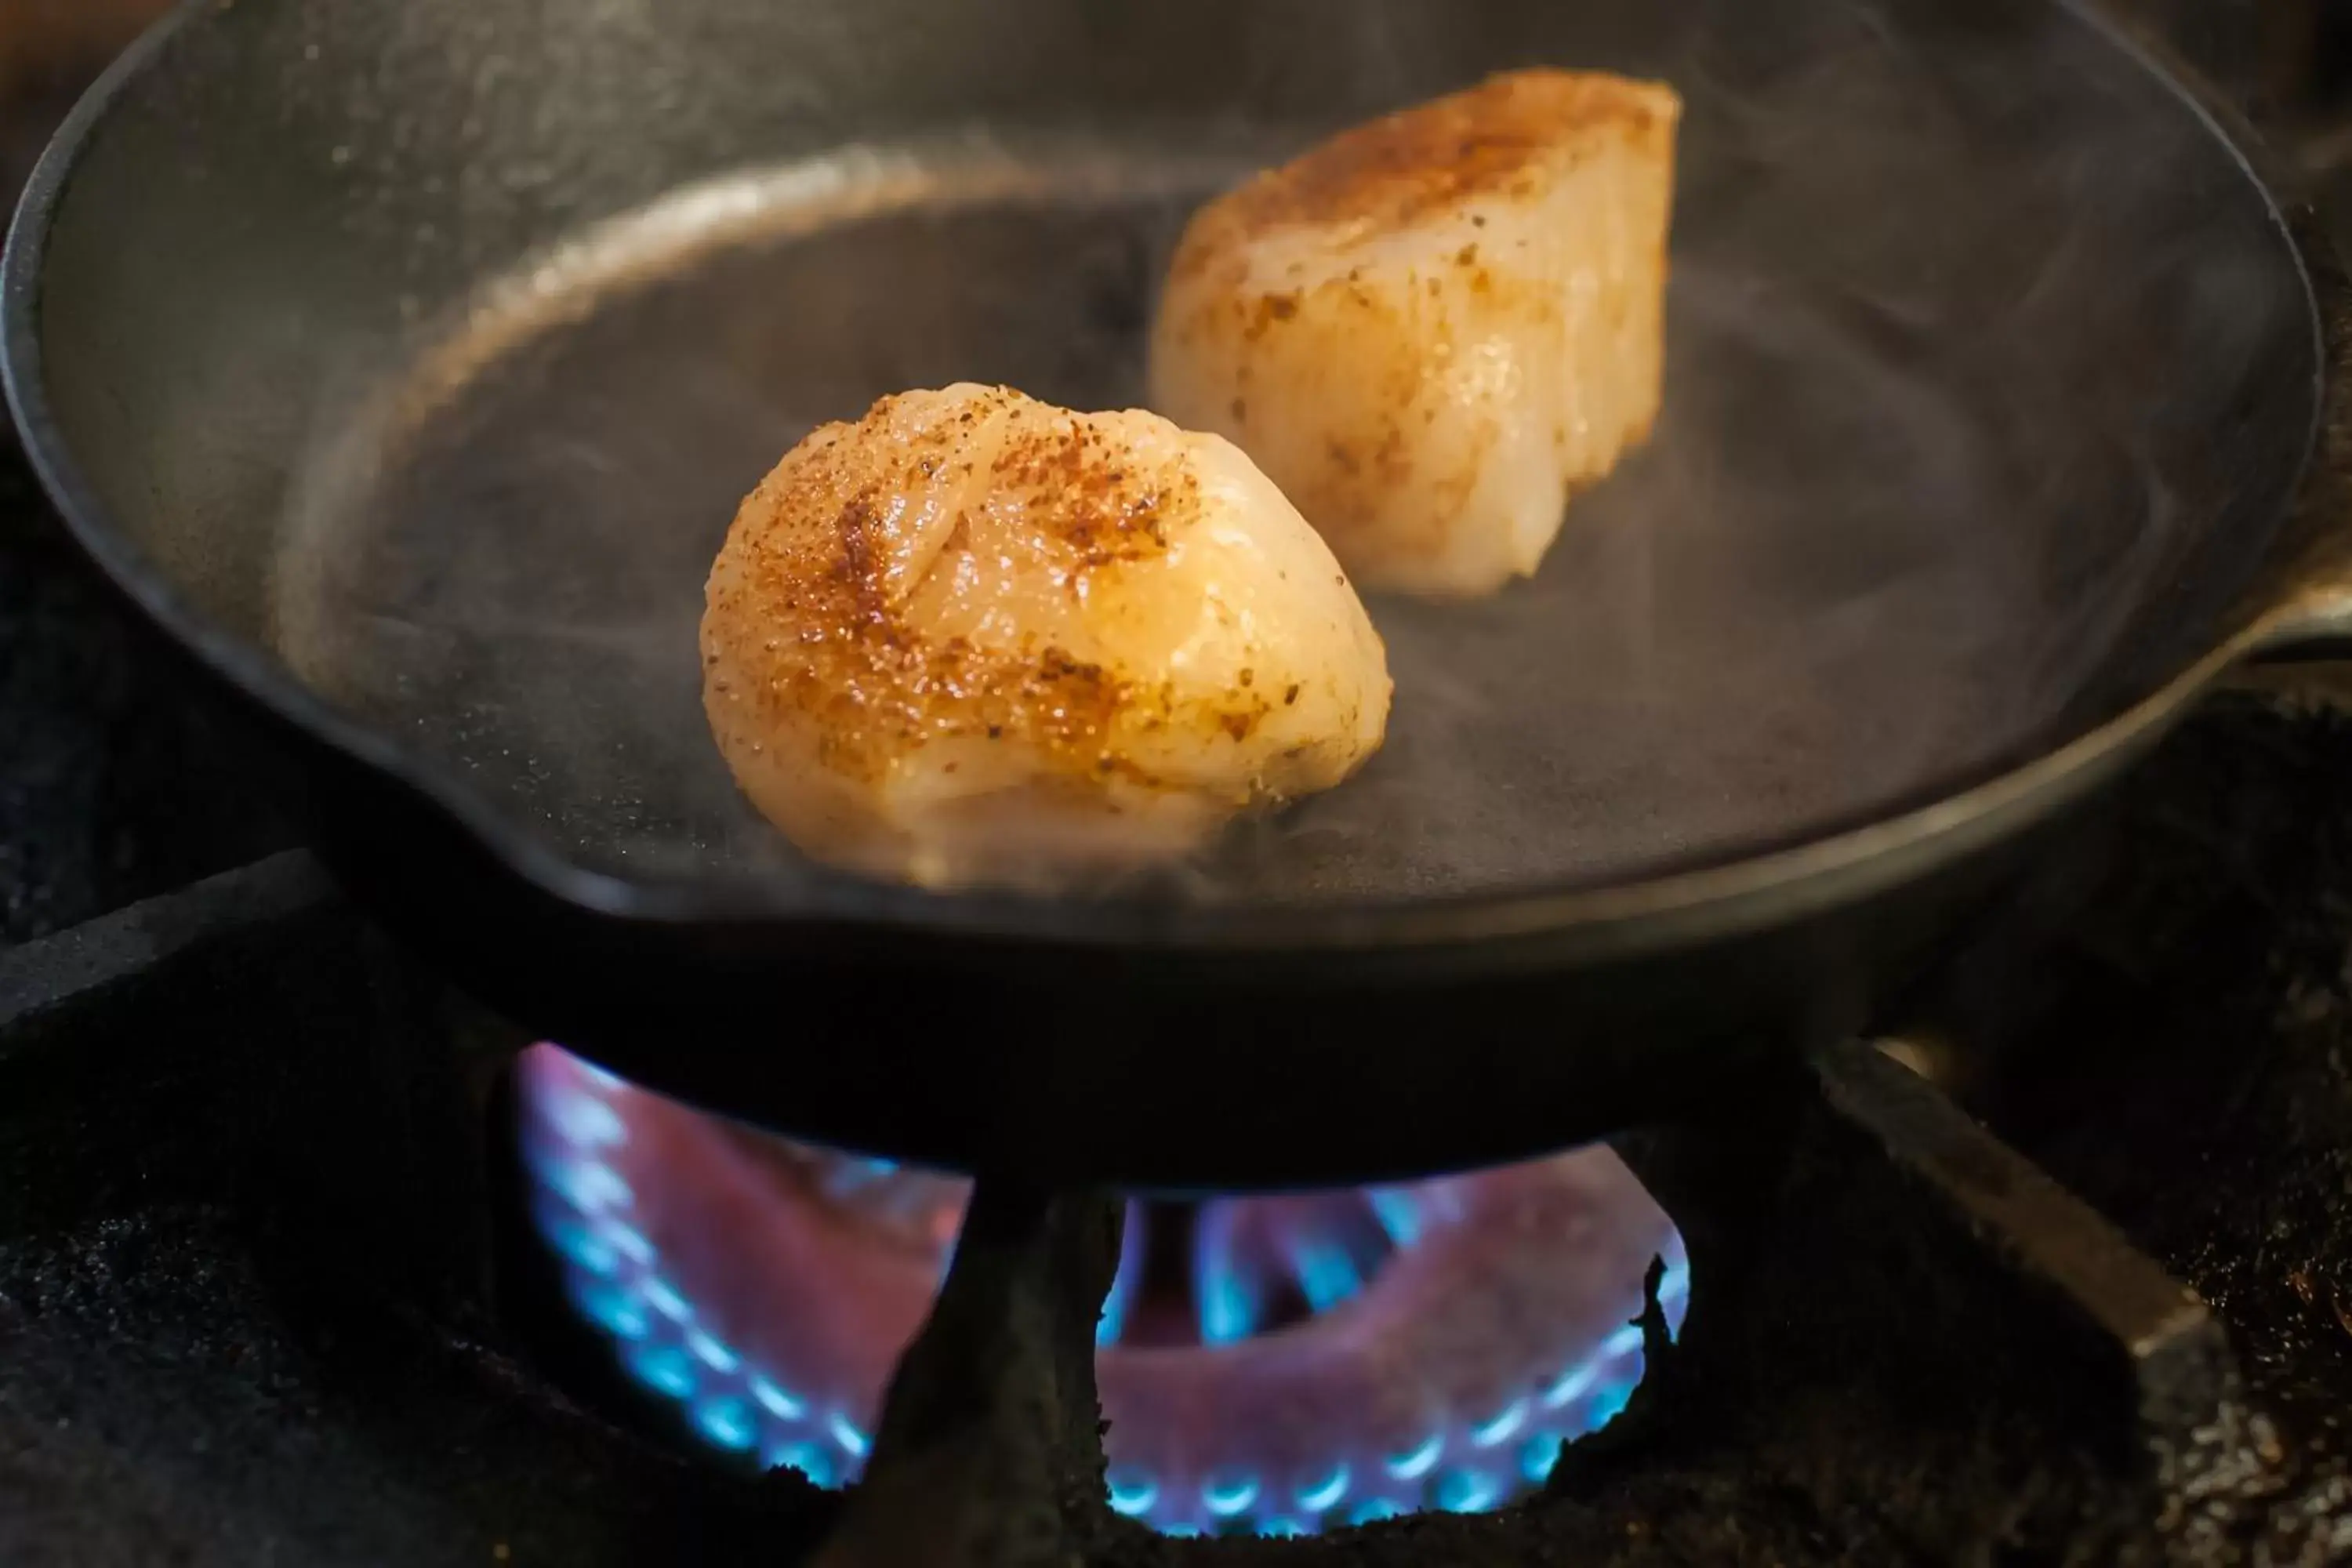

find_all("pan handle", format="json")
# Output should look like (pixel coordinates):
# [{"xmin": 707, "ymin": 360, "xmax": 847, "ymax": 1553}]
[
  {"xmin": 2246, "ymin": 587, "xmax": 2352, "ymax": 658},
  {"xmin": 2241, "ymin": 505, "xmax": 2352, "ymax": 659}
]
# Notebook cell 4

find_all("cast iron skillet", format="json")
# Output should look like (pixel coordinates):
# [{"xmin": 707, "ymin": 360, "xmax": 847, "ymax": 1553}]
[{"xmin": 7, "ymin": 0, "xmax": 2350, "ymax": 1188}]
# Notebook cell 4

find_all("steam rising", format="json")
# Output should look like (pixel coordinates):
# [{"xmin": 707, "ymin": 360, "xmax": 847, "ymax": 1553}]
[{"xmin": 272, "ymin": 1, "xmax": 2315, "ymax": 904}]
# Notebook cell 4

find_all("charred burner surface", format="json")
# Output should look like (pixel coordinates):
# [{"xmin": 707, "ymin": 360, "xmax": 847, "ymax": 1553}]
[{"xmin": 1925, "ymin": 685, "xmax": 2352, "ymax": 1555}]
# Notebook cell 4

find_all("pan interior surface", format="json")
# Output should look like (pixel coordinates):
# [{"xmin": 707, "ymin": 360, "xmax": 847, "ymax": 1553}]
[{"xmin": 31, "ymin": 0, "xmax": 2321, "ymax": 912}]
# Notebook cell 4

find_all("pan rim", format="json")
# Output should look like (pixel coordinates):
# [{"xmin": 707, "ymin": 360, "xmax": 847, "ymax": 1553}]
[{"xmin": 2, "ymin": 0, "xmax": 2326, "ymax": 963}]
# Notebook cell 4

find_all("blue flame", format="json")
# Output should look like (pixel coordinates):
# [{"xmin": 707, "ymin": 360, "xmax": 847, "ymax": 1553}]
[
  {"xmin": 1365, "ymin": 1187, "xmax": 1423, "ymax": 1247},
  {"xmin": 1436, "ymin": 1468, "xmax": 1501, "ymax": 1513},
  {"xmin": 521, "ymin": 1089, "xmax": 873, "ymax": 1501},
  {"xmin": 693, "ymin": 1396, "xmax": 758, "ymax": 1452},
  {"xmin": 575, "ymin": 1278, "xmax": 650, "ymax": 1340},
  {"xmin": 686, "ymin": 1327, "xmax": 741, "ymax": 1374},
  {"xmin": 827, "ymin": 1411, "xmax": 873, "ymax": 1460},
  {"xmin": 769, "ymin": 1441, "xmax": 836, "ymax": 1488},
  {"xmin": 545, "ymin": 1087, "xmax": 627, "ymax": 1148},
  {"xmin": 641, "ymin": 1276, "xmax": 694, "ymax": 1324},
  {"xmin": 544, "ymin": 1214, "xmax": 622, "ymax": 1279},
  {"xmin": 1096, "ymin": 1201, "xmax": 1146, "ymax": 1348},
  {"xmin": 1387, "ymin": 1432, "xmax": 1446, "ymax": 1482},
  {"xmin": 1107, "ymin": 1466, "xmax": 1160, "ymax": 1518},
  {"xmin": 1297, "ymin": 1463, "xmax": 1352, "ymax": 1514},
  {"xmin": 750, "ymin": 1374, "xmax": 806, "ymax": 1422},
  {"xmin": 1203, "ymin": 1470, "xmax": 1261, "ymax": 1519},
  {"xmin": 1192, "ymin": 1204, "xmax": 1262, "ymax": 1346},
  {"xmin": 624, "ymin": 1342, "xmax": 699, "ymax": 1401},
  {"xmin": 522, "ymin": 1048, "xmax": 1690, "ymax": 1542},
  {"xmin": 1472, "ymin": 1396, "xmax": 1530, "ymax": 1449},
  {"xmin": 1287, "ymin": 1236, "xmax": 1364, "ymax": 1313},
  {"xmin": 822, "ymin": 1157, "xmax": 898, "ymax": 1198}
]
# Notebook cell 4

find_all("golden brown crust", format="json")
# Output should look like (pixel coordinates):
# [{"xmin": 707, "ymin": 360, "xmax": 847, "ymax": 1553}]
[
  {"xmin": 1171, "ymin": 68, "xmax": 1675, "ymax": 273},
  {"xmin": 702, "ymin": 388, "xmax": 1212, "ymax": 793}
]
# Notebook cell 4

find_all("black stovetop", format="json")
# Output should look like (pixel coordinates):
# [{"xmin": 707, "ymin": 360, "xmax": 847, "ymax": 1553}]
[
  {"xmin": 27, "ymin": 692, "xmax": 2352, "ymax": 1567},
  {"xmin": 13, "ymin": 8, "xmax": 2352, "ymax": 1566}
]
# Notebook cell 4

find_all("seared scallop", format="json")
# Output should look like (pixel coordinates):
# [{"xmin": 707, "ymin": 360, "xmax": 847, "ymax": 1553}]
[
  {"xmin": 1150, "ymin": 68, "xmax": 1681, "ymax": 598},
  {"xmin": 701, "ymin": 384, "xmax": 1392, "ymax": 888}
]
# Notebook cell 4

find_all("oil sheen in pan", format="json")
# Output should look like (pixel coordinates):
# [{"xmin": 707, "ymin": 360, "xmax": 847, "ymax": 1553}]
[{"xmin": 271, "ymin": 136, "xmax": 2154, "ymax": 906}]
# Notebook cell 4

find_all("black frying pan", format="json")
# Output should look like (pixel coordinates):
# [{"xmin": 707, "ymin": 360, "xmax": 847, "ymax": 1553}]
[{"xmin": 8, "ymin": 0, "xmax": 2348, "ymax": 1188}]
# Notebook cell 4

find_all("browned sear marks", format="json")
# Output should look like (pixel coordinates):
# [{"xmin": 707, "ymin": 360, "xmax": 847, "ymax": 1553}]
[
  {"xmin": 1174, "ymin": 69, "xmax": 1669, "ymax": 265},
  {"xmin": 1147, "ymin": 64, "xmax": 1679, "ymax": 598},
  {"xmin": 704, "ymin": 387, "xmax": 1209, "ymax": 793}
]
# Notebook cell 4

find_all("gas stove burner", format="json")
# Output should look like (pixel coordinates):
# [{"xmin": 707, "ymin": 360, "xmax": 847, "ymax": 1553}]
[{"xmin": 517, "ymin": 1046, "xmax": 1687, "ymax": 1537}]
